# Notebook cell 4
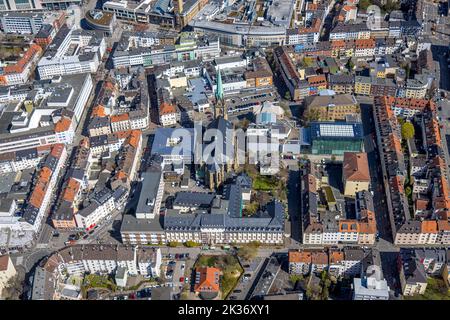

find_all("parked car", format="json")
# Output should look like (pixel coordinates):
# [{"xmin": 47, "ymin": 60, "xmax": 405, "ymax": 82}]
[
  {"xmin": 179, "ymin": 277, "xmax": 185, "ymax": 282},
  {"xmin": 68, "ymin": 234, "xmax": 77, "ymax": 240}
]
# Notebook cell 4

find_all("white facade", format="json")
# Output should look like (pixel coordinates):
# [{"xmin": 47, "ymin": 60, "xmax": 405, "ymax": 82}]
[
  {"xmin": 160, "ymin": 112, "xmax": 177, "ymax": 127},
  {"xmin": 0, "ymin": 154, "xmax": 43, "ymax": 174},
  {"xmin": 37, "ymin": 27, "xmax": 106, "ymax": 80},
  {"xmin": 22, "ymin": 145, "xmax": 67, "ymax": 232},
  {"xmin": 137, "ymin": 248, "xmax": 162, "ymax": 277},
  {"xmin": 75, "ymin": 195, "xmax": 115, "ymax": 230}
]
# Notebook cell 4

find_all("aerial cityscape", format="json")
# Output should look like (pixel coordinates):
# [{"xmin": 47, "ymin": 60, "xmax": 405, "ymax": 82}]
[{"xmin": 0, "ymin": 0, "xmax": 449, "ymax": 303}]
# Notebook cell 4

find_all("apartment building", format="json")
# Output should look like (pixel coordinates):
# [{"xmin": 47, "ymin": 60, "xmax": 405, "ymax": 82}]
[
  {"xmin": 354, "ymin": 76, "xmax": 372, "ymax": 95},
  {"xmin": 328, "ymin": 74, "xmax": 354, "ymax": 94},
  {"xmin": 0, "ymin": 44, "xmax": 42, "ymax": 85},
  {"xmin": 22, "ymin": 144, "xmax": 67, "ymax": 232},
  {"xmin": 289, "ymin": 247, "xmax": 375, "ymax": 278},
  {"xmin": 50, "ymin": 245, "xmax": 162, "ymax": 277},
  {"xmin": 159, "ymin": 102, "xmax": 178, "ymax": 127},
  {"xmin": 301, "ymin": 159, "xmax": 376, "ymax": 245},
  {"xmin": 343, "ymin": 152, "xmax": 370, "ymax": 197},
  {"xmin": 110, "ymin": 114, "xmax": 130, "ymax": 132},
  {"xmin": 289, "ymin": 250, "xmax": 313, "ymax": 275},
  {"xmin": 137, "ymin": 247, "xmax": 162, "ymax": 277},
  {"xmin": 373, "ymin": 96, "xmax": 450, "ymax": 245},
  {"xmin": 0, "ymin": 146, "xmax": 45, "ymax": 174},
  {"xmin": 286, "ymin": 17, "xmax": 321, "ymax": 45},
  {"xmin": 88, "ymin": 116, "xmax": 111, "ymax": 137},
  {"xmin": 135, "ymin": 170, "xmax": 165, "ymax": 220},
  {"xmin": 304, "ymin": 94, "xmax": 359, "ymax": 121},
  {"xmin": 399, "ymin": 249, "xmax": 428, "ymax": 296},
  {"xmin": 330, "ymin": 23, "xmax": 370, "ymax": 40},
  {"xmin": 76, "ymin": 188, "xmax": 128, "ymax": 231}
]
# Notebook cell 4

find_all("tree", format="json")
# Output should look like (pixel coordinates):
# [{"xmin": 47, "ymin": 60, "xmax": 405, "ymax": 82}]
[
  {"xmin": 401, "ymin": 122, "xmax": 415, "ymax": 140},
  {"xmin": 2, "ymin": 275, "xmax": 23, "ymax": 300},
  {"xmin": 236, "ymin": 118, "xmax": 250, "ymax": 130},
  {"xmin": 289, "ymin": 274, "xmax": 303, "ymax": 285},
  {"xmin": 237, "ymin": 242, "xmax": 259, "ymax": 261},
  {"xmin": 383, "ymin": 0, "xmax": 400, "ymax": 12},
  {"xmin": 405, "ymin": 186, "xmax": 412, "ymax": 197},
  {"xmin": 319, "ymin": 271, "xmax": 332, "ymax": 300},
  {"xmin": 303, "ymin": 109, "xmax": 321, "ymax": 124},
  {"xmin": 243, "ymin": 202, "xmax": 259, "ymax": 215},
  {"xmin": 285, "ymin": 90, "xmax": 292, "ymax": 101},
  {"xmin": 346, "ymin": 58, "xmax": 355, "ymax": 71},
  {"xmin": 358, "ymin": 0, "xmax": 372, "ymax": 10},
  {"xmin": 184, "ymin": 240, "xmax": 200, "ymax": 247},
  {"xmin": 167, "ymin": 241, "xmax": 180, "ymax": 247}
]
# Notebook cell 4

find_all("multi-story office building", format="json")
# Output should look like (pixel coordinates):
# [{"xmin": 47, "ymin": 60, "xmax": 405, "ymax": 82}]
[
  {"xmin": 37, "ymin": 25, "xmax": 106, "ymax": 79},
  {"xmin": 0, "ymin": 11, "xmax": 64, "ymax": 34}
]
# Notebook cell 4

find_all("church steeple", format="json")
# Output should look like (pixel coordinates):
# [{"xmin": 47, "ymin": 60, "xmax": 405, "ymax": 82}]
[
  {"xmin": 214, "ymin": 68, "xmax": 227, "ymax": 120},
  {"xmin": 215, "ymin": 69, "xmax": 224, "ymax": 101}
]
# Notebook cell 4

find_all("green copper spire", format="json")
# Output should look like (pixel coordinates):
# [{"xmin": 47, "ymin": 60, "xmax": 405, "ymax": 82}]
[{"xmin": 215, "ymin": 69, "xmax": 224, "ymax": 101}]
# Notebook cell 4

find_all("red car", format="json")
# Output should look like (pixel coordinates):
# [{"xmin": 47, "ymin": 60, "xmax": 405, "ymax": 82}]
[{"xmin": 179, "ymin": 277, "xmax": 185, "ymax": 283}]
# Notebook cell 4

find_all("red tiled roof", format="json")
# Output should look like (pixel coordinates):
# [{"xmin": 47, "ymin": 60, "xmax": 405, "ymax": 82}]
[
  {"xmin": 92, "ymin": 105, "xmax": 106, "ymax": 118},
  {"xmin": 0, "ymin": 255, "xmax": 10, "ymax": 271},
  {"xmin": 343, "ymin": 152, "xmax": 370, "ymax": 182},
  {"xmin": 289, "ymin": 250, "xmax": 312, "ymax": 263},
  {"xmin": 194, "ymin": 267, "xmax": 220, "ymax": 293},
  {"xmin": 159, "ymin": 102, "xmax": 176, "ymax": 115},
  {"xmin": 2, "ymin": 44, "xmax": 42, "ymax": 75},
  {"xmin": 54, "ymin": 117, "xmax": 71, "ymax": 133},
  {"xmin": 50, "ymin": 143, "xmax": 65, "ymax": 159},
  {"xmin": 111, "ymin": 113, "xmax": 129, "ymax": 123},
  {"xmin": 62, "ymin": 178, "xmax": 81, "ymax": 202},
  {"xmin": 421, "ymin": 220, "xmax": 438, "ymax": 234}
]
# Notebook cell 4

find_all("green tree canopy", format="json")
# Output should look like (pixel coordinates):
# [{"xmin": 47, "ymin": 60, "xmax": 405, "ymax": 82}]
[
  {"xmin": 285, "ymin": 90, "xmax": 292, "ymax": 100},
  {"xmin": 358, "ymin": 0, "xmax": 372, "ymax": 10},
  {"xmin": 401, "ymin": 122, "xmax": 415, "ymax": 140},
  {"xmin": 346, "ymin": 58, "xmax": 355, "ymax": 71}
]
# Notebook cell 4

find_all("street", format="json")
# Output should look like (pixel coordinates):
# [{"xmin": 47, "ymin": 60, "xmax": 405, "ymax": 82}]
[{"xmin": 287, "ymin": 163, "xmax": 302, "ymax": 244}]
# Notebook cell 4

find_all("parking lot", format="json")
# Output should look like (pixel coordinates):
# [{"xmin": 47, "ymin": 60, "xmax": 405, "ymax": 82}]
[
  {"xmin": 161, "ymin": 252, "xmax": 196, "ymax": 294},
  {"xmin": 249, "ymin": 256, "xmax": 282, "ymax": 299},
  {"xmin": 228, "ymin": 257, "xmax": 265, "ymax": 300}
]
